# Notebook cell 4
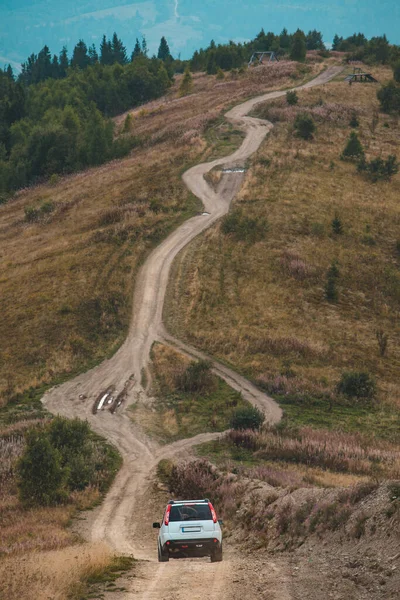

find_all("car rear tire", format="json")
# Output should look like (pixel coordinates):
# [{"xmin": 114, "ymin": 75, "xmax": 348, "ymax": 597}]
[
  {"xmin": 158, "ymin": 544, "xmax": 169, "ymax": 562},
  {"xmin": 210, "ymin": 546, "xmax": 223, "ymax": 562}
]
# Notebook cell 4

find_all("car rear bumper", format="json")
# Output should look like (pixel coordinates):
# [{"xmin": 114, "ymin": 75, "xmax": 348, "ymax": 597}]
[{"xmin": 163, "ymin": 538, "xmax": 221, "ymax": 558}]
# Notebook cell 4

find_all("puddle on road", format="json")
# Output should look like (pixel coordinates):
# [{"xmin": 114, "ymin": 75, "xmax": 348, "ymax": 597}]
[{"xmin": 222, "ymin": 168, "xmax": 246, "ymax": 173}]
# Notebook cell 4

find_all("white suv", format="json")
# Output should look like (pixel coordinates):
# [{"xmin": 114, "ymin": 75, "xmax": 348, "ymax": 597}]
[{"xmin": 153, "ymin": 499, "xmax": 223, "ymax": 562}]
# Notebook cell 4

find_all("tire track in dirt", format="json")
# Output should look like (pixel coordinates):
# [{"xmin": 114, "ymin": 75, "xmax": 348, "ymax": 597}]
[{"xmin": 42, "ymin": 66, "xmax": 342, "ymax": 599}]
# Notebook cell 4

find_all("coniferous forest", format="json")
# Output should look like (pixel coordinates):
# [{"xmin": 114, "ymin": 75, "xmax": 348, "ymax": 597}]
[{"xmin": 1, "ymin": 29, "xmax": 399, "ymax": 197}]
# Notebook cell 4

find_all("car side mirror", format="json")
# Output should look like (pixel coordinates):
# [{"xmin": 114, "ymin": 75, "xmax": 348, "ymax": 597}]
[
  {"xmin": 218, "ymin": 519, "xmax": 224, "ymax": 526},
  {"xmin": 153, "ymin": 522, "xmax": 161, "ymax": 529}
]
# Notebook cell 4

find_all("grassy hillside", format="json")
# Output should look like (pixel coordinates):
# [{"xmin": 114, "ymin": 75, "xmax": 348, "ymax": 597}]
[
  {"xmin": 165, "ymin": 65, "xmax": 400, "ymax": 440},
  {"xmin": 0, "ymin": 59, "xmax": 317, "ymax": 405}
]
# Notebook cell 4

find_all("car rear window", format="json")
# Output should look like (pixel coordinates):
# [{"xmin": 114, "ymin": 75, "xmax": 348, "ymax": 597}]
[{"xmin": 169, "ymin": 504, "xmax": 212, "ymax": 522}]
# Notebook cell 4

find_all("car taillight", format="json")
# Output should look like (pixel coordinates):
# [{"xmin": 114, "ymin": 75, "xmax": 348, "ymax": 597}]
[
  {"xmin": 208, "ymin": 501, "xmax": 217, "ymax": 523},
  {"xmin": 164, "ymin": 504, "xmax": 172, "ymax": 526}
]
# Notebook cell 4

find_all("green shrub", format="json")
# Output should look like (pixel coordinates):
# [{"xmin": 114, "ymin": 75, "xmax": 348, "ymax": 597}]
[
  {"xmin": 336, "ymin": 371, "xmax": 376, "ymax": 401},
  {"xmin": 24, "ymin": 206, "xmax": 40, "ymax": 222},
  {"xmin": 17, "ymin": 417, "xmax": 121, "ymax": 504},
  {"xmin": 294, "ymin": 113, "xmax": 316, "ymax": 140},
  {"xmin": 325, "ymin": 261, "xmax": 340, "ymax": 302},
  {"xmin": 216, "ymin": 68, "xmax": 225, "ymax": 80},
  {"xmin": 123, "ymin": 114, "xmax": 133, "ymax": 132},
  {"xmin": 221, "ymin": 210, "xmax": 268, "ymax": 243},
  {"xmin": 40, "ymin": 200, "xmax": 55, "ymax": 214},
  {"xmin": 331, "ymin": 213, "xmax": 343, "ymax": 235},
  {"xmin": 49, "ymin": 174, "xmax": 60, "ymax": 186},
  {"xmin": 177, "ymin": 360, "xmax": 214, "ymax": 393},
  {"xmin": 357, "ymin": 154, "xmax": 399, "ymax": 182},
  {"xmin": 24, "ymin": 201, "xmax": 55, "ymax": 222},
  {"xmin": 349, "ymin": 112, "xmax": 359, "ymax": 127},
  {"xmin": 17, "ymin": 429, "xmax": 67, "ymax": 506},
  {"xmin": 230, "ymin": 406, "xmax": 265, "ymax": 431},
  {"xmin": 341, "ymin": 131, "xmax": 364, "ymax": 160},
  {"xmin": 377, "ymin": 80, "xmax": 400, "ymax": 113},
  {"xmin": 179, "ymin": 67, "xmax": 193, "ymax": 97},
  {"xmin": 48, "ymin": 417, "xmax": 91, "ymax": 456},
  {"xmin": 286, "ymin": 90, "xmax": 298, "ymax": 105},
  {"xmin": 68, "ymin": 452, "xmax": 96, "ymax": 491}
]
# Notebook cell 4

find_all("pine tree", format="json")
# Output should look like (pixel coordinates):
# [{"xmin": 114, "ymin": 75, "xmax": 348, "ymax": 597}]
[
  {"xmin": 157, "ymin": 64, "xmax": 171, "ymax": 94},
  {"xmin": 100, "ymin": 35, "xmax": 113, "ymax": 65},
  {"xmin": 71, "ymin": 40, "xmax": 90, "ymax": 69},
  {"xmin": 51, "ymin": 54, "xmax": 60, "ymax": 79},
  {"xmin": 325, "ymin": 262, "xmax": 340, "ymax": 302},
  {"xmin": 158, "ymin": 36, "xmax": 171, "ymax": 61},
  {"xmin": 131, "ymin": 38, "xmax": 142, "ymax": 60},
  {"xmin": 332, "ymin": 34, "xmax": 342, "ymax": 51},
  {"xmin": 88, "ymin": 44, "xmax": 99, "ymax": 65},
  {"xmin": 37, "ymin": 45, "xmax": 52, "ymax": 81},
  {"xmin": 141, "ymin": 36, "xmax": 148, "ymax": 57},
  {"xmin": 341, "ymin": 131, "xmax": 364, "ymax": 160},
  {"xmin": 279, "ymin": 28, "xmax": 290, "ymax": 50},
  {"xmin": 179, "ymin": 67, "xmax": 193, "ymax": 96},
  {"xmin": 206, "ymin": 51, "xmax": 217, "ymax": 75},
  {"xmin": 331, "ymin": 213, "xmax": 343, "ymax": 235},
  {"xmin": 191, "ymin": 50, "xmax": 202, "ymax": 72},
  {"xmin": 290, "ymin": 29, "xmax": 307, "ymax": 61},
  {"xmin": 306, "ymin": 29, "xmax": 325, "ymax": 50},
  {"xmin": 59, "ymin": 46, "xmax": 69, "ymax": 78},
  {"xmin": 5, "ymin": 64, "xmax": 14, "ymax": 80},
  {"xmin": 111, "ymin": 32, "xmax": 128, "ymax": 64}
]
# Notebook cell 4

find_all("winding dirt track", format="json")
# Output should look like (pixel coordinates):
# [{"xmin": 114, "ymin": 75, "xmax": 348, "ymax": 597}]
[{"xmin": 42, "ymin": 66, "xmax": 342, "ymax": 599}]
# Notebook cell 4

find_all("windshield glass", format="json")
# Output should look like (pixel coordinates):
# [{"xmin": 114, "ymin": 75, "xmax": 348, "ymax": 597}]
[{"xmin": 169, "ymin": 504, "xmax": 212, "ymax": 522}]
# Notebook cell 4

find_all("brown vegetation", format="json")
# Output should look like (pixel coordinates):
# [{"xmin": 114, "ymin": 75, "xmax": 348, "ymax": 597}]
[
  {"xmin": 0, "ymin": 60, "xmax": 319, "ymax": 404},
  {"xmin": 0, "ymin": 543, "xmax": 114, "ymax": 600},
  {"xmin": 165, "ymin": 65, "xmax": 400, "ymax": 433}
]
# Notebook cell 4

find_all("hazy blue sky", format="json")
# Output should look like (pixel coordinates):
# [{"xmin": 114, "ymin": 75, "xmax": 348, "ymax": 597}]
[{"xmin": 1, "ymin": 1, "xmax": 399, "ymax": 70}]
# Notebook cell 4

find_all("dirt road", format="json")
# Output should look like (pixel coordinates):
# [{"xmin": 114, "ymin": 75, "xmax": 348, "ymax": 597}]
[{"xmin": 42, "ymin": 66, "xmax": 342, "ymax": 599}]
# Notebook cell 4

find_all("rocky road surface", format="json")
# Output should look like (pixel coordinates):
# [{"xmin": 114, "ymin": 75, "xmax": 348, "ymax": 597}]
[{"xmin": 42, "ymin": 66, "xmax": 342, "ymax": 599}]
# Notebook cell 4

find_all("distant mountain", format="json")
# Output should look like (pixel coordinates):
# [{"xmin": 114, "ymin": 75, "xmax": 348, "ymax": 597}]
[{"xmin": 1, "ymin": 0, "xmax": 399, "ymax": 70}]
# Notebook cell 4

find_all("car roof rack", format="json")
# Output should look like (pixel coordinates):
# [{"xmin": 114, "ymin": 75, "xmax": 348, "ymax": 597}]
[{"xmin": 168, "ymin": 498, "xmax": 210, "ymax": 504}]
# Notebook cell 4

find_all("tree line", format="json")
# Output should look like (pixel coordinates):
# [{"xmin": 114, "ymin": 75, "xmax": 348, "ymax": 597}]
[
  {"xmin": 190, "ymin": 28, "xmax": 325, "ymax": 73},
  {"xmin": 0, "ymin": 48, "xmax": 173, "ymax": 196},
  {"xmin": 18, "ymin": 33, "xmax": 177, "ymax": 86},
  {"xmin": 332, "ymin": 33, "xmax": 400, "ymax": 65},
  {"xmin": 2, "ymin": 27, "xmax": 400, "ymax": 197}
]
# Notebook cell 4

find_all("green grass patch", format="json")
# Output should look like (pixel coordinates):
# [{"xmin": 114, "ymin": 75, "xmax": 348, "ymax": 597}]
[
  {"xmin": 196, "ymin": 436, "xmax": 258, "ymax": 467},
  {"xmin": 276, "ymin": 395, "xmax": 400, "ymax": 443},
  {"xmin": 143, "ymin": 377, "xmax": 249, "ymax": 444}
]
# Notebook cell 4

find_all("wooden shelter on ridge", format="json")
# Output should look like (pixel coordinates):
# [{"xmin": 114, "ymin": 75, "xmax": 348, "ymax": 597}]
[{"xmin": 248, "ymin": 51, "xmax": 279, "ymax": 66}]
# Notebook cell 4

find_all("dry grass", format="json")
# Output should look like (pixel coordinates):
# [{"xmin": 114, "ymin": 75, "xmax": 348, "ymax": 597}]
[
  {"xmin": 0, "ymin": 482, "xmax": 101, "ymax": 556},
  {"xmin": 0, "ymin": 542, "xmax": 113, "ymax": 600},
  {"xmin": 226, "ymin": 426, "xmax": 400, "ymax": 479},
  {"xmin": 165, "ymin": 65, "xmax": 400, "ymax": 437},
  {"xmin": 115, "ymin": 60, "xmax": 325, "ymax": 145},
  {"xmin": 0, "ymin": 141, "xmax": 202, "ymax": 401},
  {"xmin": 0, "ymin": 60, "xmax": 315, "ymax": 404}
]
